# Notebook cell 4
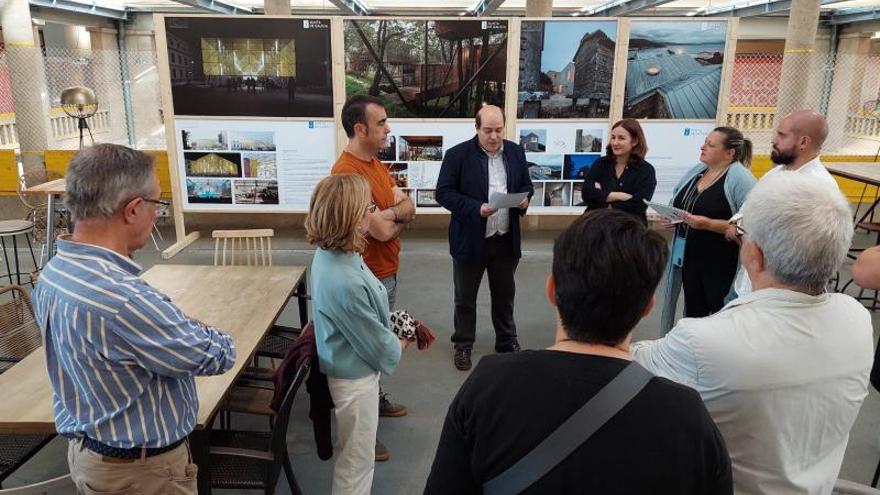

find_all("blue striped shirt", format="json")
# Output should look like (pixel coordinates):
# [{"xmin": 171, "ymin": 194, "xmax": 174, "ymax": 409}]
[{"xmin": 32, "ymin": 239, "xmax": 236, "ymax": 449}]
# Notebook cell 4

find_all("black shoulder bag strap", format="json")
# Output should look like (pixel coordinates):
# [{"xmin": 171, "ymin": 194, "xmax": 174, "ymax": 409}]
[{"xmin": 482, "ymin": 361, "xmax": 654, "ymax": 495}]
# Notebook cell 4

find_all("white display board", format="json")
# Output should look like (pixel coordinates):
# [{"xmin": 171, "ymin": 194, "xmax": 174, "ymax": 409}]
[
  {"xmin": 516, "ymin": 122, "xmax": 607, "ymax": 211},
  {"xmin": 175, "ymin": 119, "xmax": 336, "ymax": 212},
  {"xmin": 379, "ymin": 121, "xmax": 480, "ymax": 212},
  {"xmin": 642, "ymin": 122, "xmax": 716, "ymax": 204}
]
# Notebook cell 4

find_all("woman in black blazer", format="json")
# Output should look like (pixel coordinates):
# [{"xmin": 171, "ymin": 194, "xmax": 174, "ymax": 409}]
[{"xmin": 581, "ymin": 118, "xmax": 657, "ymax": 224}]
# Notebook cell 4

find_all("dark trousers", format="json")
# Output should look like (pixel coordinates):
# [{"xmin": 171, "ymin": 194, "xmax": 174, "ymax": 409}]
[
  {"xmin": 682, "ymin": 262, "xmax": 736, "ymax": 318},
  {"xmin": 452, "ymin": 234, "xmax": 519, "ymax": 351}
]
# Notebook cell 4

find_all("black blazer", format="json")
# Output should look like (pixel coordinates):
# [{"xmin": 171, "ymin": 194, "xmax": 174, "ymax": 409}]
[
  {"xmin": 581, "ymin": 155, "xmax": 657, "ymax": 223},
  {"xmin": 436, "ymin": 136, "xmax": 534, "ymax": 263}
]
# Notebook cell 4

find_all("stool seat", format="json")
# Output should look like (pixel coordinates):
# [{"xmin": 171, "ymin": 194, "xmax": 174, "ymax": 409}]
[
  {"xmin": 858, "ymin": 222, "xmax": 880, "ymax": 233},
  {"xmin": 0, "ymin": 220, "xmax": 33, "ymax": 235}
]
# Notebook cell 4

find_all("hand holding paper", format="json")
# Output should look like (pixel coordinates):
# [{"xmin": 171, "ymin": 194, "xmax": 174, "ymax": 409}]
[
  {"xmin": 643, "ymin": 199, "xmax": 687, "ymax": 224},
  {"xmin": 489, "ymin": 192, "xmax": 530, "ymax": 210}
]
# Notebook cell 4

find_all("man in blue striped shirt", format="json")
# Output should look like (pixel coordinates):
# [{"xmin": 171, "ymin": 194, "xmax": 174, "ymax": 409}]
[{"xmin": 32, "ymin": 144, "xmax": 236, "ymax": 495}]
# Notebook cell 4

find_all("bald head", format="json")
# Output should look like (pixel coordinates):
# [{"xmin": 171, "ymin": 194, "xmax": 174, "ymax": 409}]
[
  {"xmin": 476, "ymin": 105, "xmax": 505, "ymax": 153},
  {"xmin": 771, "ymin": 109, "xmax": 828, "ymax": 167},
  {"xmin": 785, "ymin": 110, "xmax": 828, "ymax": 150}
]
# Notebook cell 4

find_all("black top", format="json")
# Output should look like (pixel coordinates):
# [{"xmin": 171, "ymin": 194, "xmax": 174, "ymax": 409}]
[
  {"xmin": 424, "ymin": 350, "xmax": 733, "ymax": 495},
  {"xmin": 581, "ymin": 155, "xmax": 657, "ymax": 223},
  {"xmin": 673, "ymin": 172, "xmax": 738, "ymax": 273}
]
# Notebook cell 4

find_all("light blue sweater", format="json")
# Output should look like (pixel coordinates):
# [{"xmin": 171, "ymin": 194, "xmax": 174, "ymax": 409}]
[{"xmin": 311, "ymin": 248, "xmax": 401, "ymax": 379}]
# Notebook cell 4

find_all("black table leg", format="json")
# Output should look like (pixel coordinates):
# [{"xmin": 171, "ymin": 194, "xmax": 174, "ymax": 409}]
[{"xmin": 189, "ymin": 428, "xmax": 211, "ymax": 495}]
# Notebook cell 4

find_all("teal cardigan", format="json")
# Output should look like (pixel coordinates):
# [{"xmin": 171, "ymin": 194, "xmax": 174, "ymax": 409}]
[
  {"xmin": 659, "ymin": 161, "xmax": 757, "ymax": 335},
  {"xmin": 311, "ymin": 248, "xmax": 401, "ymax": 379}
]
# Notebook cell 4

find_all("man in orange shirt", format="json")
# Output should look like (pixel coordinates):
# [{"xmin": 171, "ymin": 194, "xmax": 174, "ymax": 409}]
[{"xmin": 331, "ymin": 95, "xmax": 416, "ymax": 462}]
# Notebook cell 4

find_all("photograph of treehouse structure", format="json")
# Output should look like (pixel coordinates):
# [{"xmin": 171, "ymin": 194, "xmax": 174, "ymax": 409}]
[
  {"xmin": 624, "ymin": 21, "xmax": 728, "ymax": 119},
  {"xmin": 164, "ymin": 16, "xmax": 333, "ymax": 117},
  {"xmin": 518, "ymin": 20, "xmax": 617, "ymax": 119},
  {"xmin": 344, "ymin": 19, "xmax": 508, "ymax": 118}
]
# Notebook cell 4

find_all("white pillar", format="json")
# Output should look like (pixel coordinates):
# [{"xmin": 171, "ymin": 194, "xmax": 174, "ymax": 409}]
[
  {"xmin": 264, "ymin": 0, "xmax": 289, "ymax": 15},
  {"xmin": 776, "ymin": 0, "xmax": 822, "ymax": 118},
  {"xmin": 525, "ymin": 0, "xmax": 552, "ymax": 17}
]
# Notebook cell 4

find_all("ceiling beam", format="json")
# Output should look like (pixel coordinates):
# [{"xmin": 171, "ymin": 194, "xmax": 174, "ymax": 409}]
[
  {"xmin": 702, "ymin": 0, "xmax": 846, "ymax": 17},
  {"xmin": 468, "ymin": 0, "xmax": 505, "ymax": 16},
  {"xmin": 29, "ymin": 0, "xmax": 127, "ymax": 19},
  {"xmin": 327, "ymin": 0, "xmax": 369, "ymax": 15},
  {"xmin": 827, "ymin": 6, "xmax": 880, "ymax": 24},
  {"xmin": 582, "ymin": 0, "xmax": 677, "ymax": 17},
  {"xmin": 167, "ymin": 0, "xmax": 251, "ymax": 14}
]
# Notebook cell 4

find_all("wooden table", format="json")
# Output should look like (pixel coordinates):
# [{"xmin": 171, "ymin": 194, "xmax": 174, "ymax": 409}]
[
  {"xmin": 20, "ymin": 178, "xmax": 66, "ymax": 264},
  {"xmin": 825, "ymin": 162, "xmax": 880, "ymax": 225},
  {"xmin": 0, "ymin": 264, "xmax": 306, "ymax": 494}
]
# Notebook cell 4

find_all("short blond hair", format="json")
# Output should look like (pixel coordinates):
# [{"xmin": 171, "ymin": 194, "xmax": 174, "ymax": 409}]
[{"xmin": 305, "ymin": 174, "xmax": 371, "ymax": 253}]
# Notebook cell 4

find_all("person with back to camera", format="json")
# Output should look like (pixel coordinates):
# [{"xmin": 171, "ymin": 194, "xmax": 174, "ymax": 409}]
[
  {"xmin": 305, "ymin": 173, "xmax": 410, "ymax": 495},
  {"xmin": 425, "ymin": 209, "xmax": 732, "ymax": 495},
  {"xmin": 581, "ymin": 118, "xmax": 657, "ymax": 224},
  {"xmin": 659, "ymin": 126, "xmax": 757, "ymax": 334}
]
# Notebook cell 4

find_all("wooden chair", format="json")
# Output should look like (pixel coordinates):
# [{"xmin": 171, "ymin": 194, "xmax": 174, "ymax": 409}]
[
  {"xmin": 0, "ymin": 286, "xmax": 41, "ymax": 374},
  {"xmin": 210, "ymin": 358, "xmax": 309, "ymax": 495},
  {"xmin": 0, "ymin": 286, "xmax": 55, "ymax": 488},
  {"xmin": 212, "ymin": 229, "xmax": 274, "ymax": 266},
  {"xmin": 0, "ymin": 474, "xmax": 75, "ymax": 494}
]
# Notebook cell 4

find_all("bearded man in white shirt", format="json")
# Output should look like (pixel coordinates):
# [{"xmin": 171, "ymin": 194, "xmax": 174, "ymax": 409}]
[
  {"xmin": 632, "ymin": 173, "xmax": 872, "ymax": 495},
  {"xmin": 725, "ymin": 110, "xmax": 839, "ymax": 298}
]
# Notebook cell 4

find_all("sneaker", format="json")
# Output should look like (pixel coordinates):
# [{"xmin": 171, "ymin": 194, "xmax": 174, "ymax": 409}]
[
  {"xmin": 379, "ymin": 392, "xmax": 408, "ymax": 418},
  {"xmin": 454, "ymin": 348, "xmax": 472, "ymax": 371},
  {"xmin": 496, "ymin": 341, "xmax": 521, "ymax": 353},
  {"xmin": 375, "ymin": 439, "xmax": 390, "ymax": 462}
]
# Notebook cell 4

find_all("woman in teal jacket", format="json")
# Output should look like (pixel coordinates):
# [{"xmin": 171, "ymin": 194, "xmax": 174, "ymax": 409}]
[
  {"xmin": 660, "ymin": 127, "xmax": 757, "ymax": 335},
  {"xmin": 305, "ymin": 173, "xmax": 407, "ymax": 495}
]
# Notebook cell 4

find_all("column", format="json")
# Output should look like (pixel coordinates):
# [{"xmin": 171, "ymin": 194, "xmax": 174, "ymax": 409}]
[
  {"xmin": 87, "ymin": 27, "xmax": 129, "ymax": 147},
  {"xmin": 775, "ymin": 0, "xmax": 822, "ymax": 119},
  {"xmin": 825, "ymin": 34, "xmax": 872, "ymax": 152},
  {"xmin": 525, "ymin": 0, "xmax": 552, "ymax": 17},
  {"xmin": 1, "ymin": 0, "xmax": 52, "ymax": 174},
  {"xmin": 264, "ymin": 0, "xmax": 289, "ymax": 15}
]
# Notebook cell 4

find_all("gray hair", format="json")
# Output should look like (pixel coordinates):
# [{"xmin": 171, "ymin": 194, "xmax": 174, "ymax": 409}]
[
  {"xmin": 64, "ymin": 144, "xmax": 155, "ymax": 222},
  {"xmin": 742, "ymin": 172, "xmax": 852, "ymax": 293}
]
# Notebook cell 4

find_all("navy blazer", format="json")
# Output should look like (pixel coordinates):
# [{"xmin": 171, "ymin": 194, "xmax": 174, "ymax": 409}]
[{"xmin": 436, "ymin": 136, "xmax": 534, "ymax": 263}]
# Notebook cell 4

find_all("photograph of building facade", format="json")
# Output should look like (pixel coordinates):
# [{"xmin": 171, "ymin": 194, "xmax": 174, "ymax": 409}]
[
  {"xmin": 184, "ymin": 152, "xmax": 242, "ymax": 177},
  {"xmin": 518, "ymin": 21, "xmax": 617, "ymax": 119},
  {"xmin": 624, "ymin": 21, "xmax": 727, "ymax": 119},
  {"xmin": 344, "ymin": 19, "xmax": 508, "ymax": 118},
  {"xmin": 164, "ymin": 17, "xmax": 333, "ymax": 117}
]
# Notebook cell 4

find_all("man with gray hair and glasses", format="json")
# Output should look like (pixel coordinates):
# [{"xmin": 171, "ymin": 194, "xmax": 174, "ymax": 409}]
[
  {"xmin": 32, "ymin": 144, "xmax": 236, "ymax": 495},
  {"xmin": 632, "ymin": 173, "xmax": 872, "ymax": 494}
]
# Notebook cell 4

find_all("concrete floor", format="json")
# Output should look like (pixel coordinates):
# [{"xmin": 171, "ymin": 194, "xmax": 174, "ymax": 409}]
[{"xmin": 4, "ymin": 226, "xmax": 880, "ymax": 493}]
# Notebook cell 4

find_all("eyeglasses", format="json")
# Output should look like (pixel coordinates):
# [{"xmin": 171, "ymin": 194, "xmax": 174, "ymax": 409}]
[
  {"xmin": 366, "ymin": 202, "xmax": 377, "ymax": 213},
  {"xmin": 142, "ymin": 197, "xmax": 170, "ymax": 213}
]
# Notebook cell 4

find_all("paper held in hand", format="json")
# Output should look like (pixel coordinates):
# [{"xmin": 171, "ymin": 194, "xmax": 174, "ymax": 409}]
[
  {"xmin": 489, "ymin": 192, "xmax": 530, "ymax": 210},
  {"xmin": 643, "ymin": 200, "xmax": 687, "ymax": 224}
]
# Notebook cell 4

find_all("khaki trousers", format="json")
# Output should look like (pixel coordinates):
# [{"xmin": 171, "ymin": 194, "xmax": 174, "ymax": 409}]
[{"xmin": 67, "ymin": 438, "xmax": 197, "ymax": 495}]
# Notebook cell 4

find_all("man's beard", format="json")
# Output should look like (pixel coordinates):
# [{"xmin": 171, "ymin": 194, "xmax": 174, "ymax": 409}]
[{"xmin": 771, "ymin": 148, "xmax": 796, "ymax": 165}]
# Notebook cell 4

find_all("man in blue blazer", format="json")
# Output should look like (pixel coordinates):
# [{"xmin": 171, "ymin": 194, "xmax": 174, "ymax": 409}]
[{"xmin": 436, "ymin": 105, "xmax": 534, "ymax": 371}]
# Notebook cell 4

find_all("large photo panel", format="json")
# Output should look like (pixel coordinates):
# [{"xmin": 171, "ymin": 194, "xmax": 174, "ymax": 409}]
[
  {"xmin": 624, "ymin": 20, "xmax": 728, "ymax": 120},
  {"xmin": 518, "ymin": 20, "xmax": 618, "ymax": 119},
  {"xmin": 176, "ymin": 119, "xmax": 336, "ymax": 211},
  {"xmin": 344, "ymin": 19, "xmax": 508, "ymax": 118},
  {"xmin": 641, "ymin": 122, "xmax": 716, "ymax": 204},
  {"xmin": 164, "ymin": 17, "xmax": 333, "ymax": 117}
]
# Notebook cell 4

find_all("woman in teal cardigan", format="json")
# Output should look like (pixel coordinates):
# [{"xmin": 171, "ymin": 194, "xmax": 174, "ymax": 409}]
[
  {"xmin": 660, "ymin": 127, "xmax": 757, "ymax": 335},
  {"xmin": 305, "ymin": 173, "xmax": 407, "ymax": 495}
]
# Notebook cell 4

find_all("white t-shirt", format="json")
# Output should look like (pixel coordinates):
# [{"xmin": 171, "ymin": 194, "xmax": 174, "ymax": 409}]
[{"xmin": 733, "ymin": 157, "xmax": 840, "ymax": 296}]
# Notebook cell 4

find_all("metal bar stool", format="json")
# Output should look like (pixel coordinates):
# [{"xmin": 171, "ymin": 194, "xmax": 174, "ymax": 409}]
[{"xmin": 0, "ymin": 221, "xmax": 38, "ymax": 288}]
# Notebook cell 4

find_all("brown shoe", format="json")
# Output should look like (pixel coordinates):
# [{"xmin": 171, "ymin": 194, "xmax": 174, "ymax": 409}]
[
  {"xmin": 375, "ymin": 439, "xmax": 390, "ymax": 462},
  {"xmin": 379, "ymin": 392, "xmax": 408, "ymax": 418},
  {"xmin": 454, "ymin": 348, "xmax": 472, "ymax": 371}
]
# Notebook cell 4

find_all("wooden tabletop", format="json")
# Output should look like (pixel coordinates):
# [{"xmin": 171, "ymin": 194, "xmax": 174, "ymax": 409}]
[
  {"xmin": 825, "ymin": 162, "xmax": 880, "ymax": 187},
  {"xmin": 0, "ymin": 264, "xmax": 306, "ymax": 434},
  {"xmin": 21, "ymin": 178, "xmax": 66, "ymax": 195}
]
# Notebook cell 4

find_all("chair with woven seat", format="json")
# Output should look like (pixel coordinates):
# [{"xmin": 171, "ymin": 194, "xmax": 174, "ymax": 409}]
[
  {"xmin": 0, "ymin": 474, "xmax": 75, "ymax": 494},
  {"xmin": 0, "ymin": 286, "xmax": 55, "ymax": 488},
  {"xmin": 210, "ymin": 357, "xmax": 309, "ymax": 495},
  {"xmin": 0, "ymin": 221, "xmax": 38, "ymax": 288}
]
